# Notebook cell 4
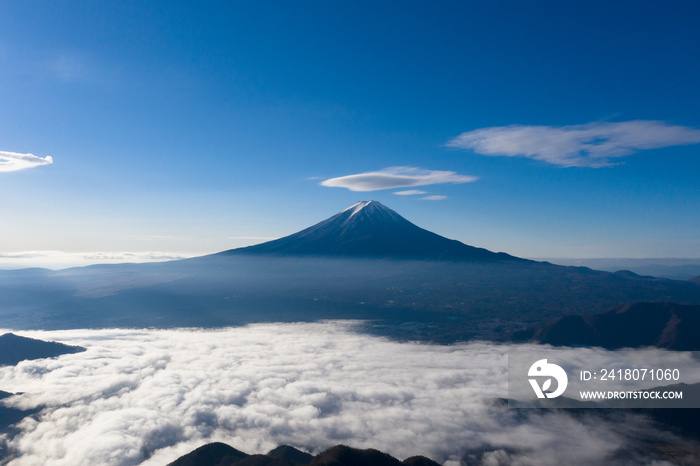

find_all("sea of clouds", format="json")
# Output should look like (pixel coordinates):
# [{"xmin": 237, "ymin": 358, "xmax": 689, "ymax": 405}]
[{"xmin": 0, "ymin": 322, "xmax": 693, "ymax": 466}]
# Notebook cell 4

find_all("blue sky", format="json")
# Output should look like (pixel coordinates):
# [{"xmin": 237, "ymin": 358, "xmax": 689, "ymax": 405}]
[{"xmin": 1, "ymin": 1, "xmax": 699, "ymax": 267}]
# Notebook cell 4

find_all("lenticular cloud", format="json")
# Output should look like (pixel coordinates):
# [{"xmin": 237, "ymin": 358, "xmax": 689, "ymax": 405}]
[
  {"xmin": 320, "ymin": 167, "xmax": 477, "ymax": 192},
  {"xmin": 0, "ymin": 324, "xmax": 684, "ymax": 465}
]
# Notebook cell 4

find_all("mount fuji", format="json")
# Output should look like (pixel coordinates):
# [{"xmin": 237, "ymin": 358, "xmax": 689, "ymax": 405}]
[{"xmin": 226, "ymin": 201, "xmax": 520, "ymax": 261}]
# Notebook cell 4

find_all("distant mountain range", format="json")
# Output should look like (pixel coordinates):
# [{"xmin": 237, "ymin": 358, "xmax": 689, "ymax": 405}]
[
  {"xmin": 0, "ymin": 201, "xmax": 699, "ymax": 341},
  {"xmin": 541, "ymin": 258, "xmax": 700, "ymax": 281},
  {"xmin": 511, "ymin": 302, "xmax": 700, "ymax": 350},
  {"xmin": 168, "ymin": 443, "xmax": 440, "ymax": 466}
]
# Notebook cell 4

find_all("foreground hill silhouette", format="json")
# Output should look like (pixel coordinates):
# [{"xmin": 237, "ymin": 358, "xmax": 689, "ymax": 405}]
[
  {"xmin": 1, "ymin": 201, "xmax": 700, "ymax": 341},
  {"xmin": 168, "ymin": 443, "xmax": 439, "ymax": 466},
  {"xmin": 511, "ymin": 302, "xmax": 700, "ymax": 350},
  {"xmin": 168, "ymin": 442, "xmax": 248, "ymax": 466},
  {"xmin": 0, "ymin": 333, "xmax": 85, "ymax": 366}
]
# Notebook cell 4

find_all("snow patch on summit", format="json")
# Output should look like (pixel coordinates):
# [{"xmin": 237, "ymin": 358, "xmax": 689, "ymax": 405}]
[{"xmin": 343, "ymin": 200, "xmax": 377, "ymax": 219}]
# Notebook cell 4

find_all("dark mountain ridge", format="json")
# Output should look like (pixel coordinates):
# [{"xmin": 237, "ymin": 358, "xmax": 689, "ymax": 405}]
[{"xmin": 511, "ymin": 302, "xmax": 700, "ymax": 350}]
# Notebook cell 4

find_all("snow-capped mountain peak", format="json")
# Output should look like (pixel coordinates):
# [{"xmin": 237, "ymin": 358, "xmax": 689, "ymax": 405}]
[
  {"xmin": 343, "ymin": 200, "xmax": 376, "ymax": 218},
  {"xmin": 229, "ymin": 201, "xmax": 520, "ymax": 261}
]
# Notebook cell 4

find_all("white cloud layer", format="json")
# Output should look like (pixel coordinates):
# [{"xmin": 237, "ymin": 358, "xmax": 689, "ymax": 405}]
[
  {"xmin": 0, "ymin": 324, "xmax": 689, "ymax": 466},
  {"xmin": 446, "ymin": 121, "xmax": 700, "ymax": 167},
  {"xmin": 393, "ymin": 190, "xmax": 427, "ymax": 196},
  {"xmin": 321, "ymin": 167, "xmax": 477, "ymax": 192},
  {"xmin": 0, "ymin": 151, "xmax": 53, "ymax": 172},
  {"xmin": 422, "ymin": 195, "xmax": 447, "ymax": 201}
]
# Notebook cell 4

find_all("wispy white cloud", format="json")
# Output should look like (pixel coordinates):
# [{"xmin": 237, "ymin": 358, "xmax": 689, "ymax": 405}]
[
  {"xmin": 0, "ymin": 324, "xmax": 688, "ymax": 466},
  {"xmin": 446, "ymin": 120, "xmax": 700, "ymax": 167},
  {"xmin": 44, "ymin": 50, "xmax": 102, "ymax": 83},
  {"xmin": 0, "ymin": 251, "xmax": 188, "ymax": 270},
  {"xmin": 321, "ymin": 167, "xmax": 477, "ymax": 192},
  {"xmin": 422, "ymin": 195, "xmax": 447, "ymax": 201},
  {"xmin": 393, "ymin": 190, "xmax": 427, "ymax": 196},
  {"xmin": 50, "ymin": 54, "xmax": 91, "ymax": 81},
  {"xmin": 0, "ymin": 151, "xmax": 53, "ymax": 172},
  {"xmin": 81, "ymin": 252, "xmax": 186, "ymax": 262}
]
